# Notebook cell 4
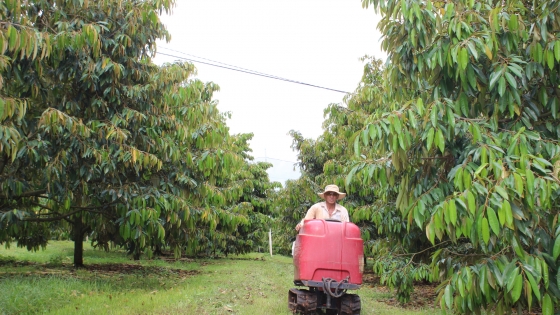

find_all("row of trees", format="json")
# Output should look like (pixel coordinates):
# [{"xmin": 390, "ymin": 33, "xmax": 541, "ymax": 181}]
[
  {"xmin": 3, "ymin": 0, "xmax": 559, "ymax": 313},
  {"xmin": 277, "ymin": 0, "xmax": 560, "ymax": 314},
  {"xmin": 0, "ymin": 0, "xmax": 279, "ymax": 266}
]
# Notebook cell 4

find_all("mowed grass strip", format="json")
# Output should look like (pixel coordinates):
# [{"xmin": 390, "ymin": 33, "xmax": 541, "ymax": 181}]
[{"xmin": 0, "ymin": 242, "xmax": 442, "ymax": 315}]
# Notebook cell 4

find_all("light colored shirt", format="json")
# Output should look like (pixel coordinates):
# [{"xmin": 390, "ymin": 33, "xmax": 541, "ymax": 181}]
[{"xmin": 299, "ymin": 202, "xmax": 350, "ymax": 226}]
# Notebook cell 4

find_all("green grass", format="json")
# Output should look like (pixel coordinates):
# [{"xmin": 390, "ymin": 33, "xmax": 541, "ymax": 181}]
[{"xmin": 0, "ymin": 242, "xmax": 443, "ymax": 314}]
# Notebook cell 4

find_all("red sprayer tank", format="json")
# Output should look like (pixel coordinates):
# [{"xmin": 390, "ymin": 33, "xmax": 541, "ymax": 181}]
[
  {"xmin": 294, "ymin": 219, "xmax": 364, "ymax": 285},
  {"xmin": 289, "ymin": 219, "xmax": 364, "ymax": 314}
]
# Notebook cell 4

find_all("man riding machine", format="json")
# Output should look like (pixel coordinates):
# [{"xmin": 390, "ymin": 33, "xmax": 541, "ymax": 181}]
[{"xmin": 289, "ymin": 185, "xmax": 363, "ymax": 315}]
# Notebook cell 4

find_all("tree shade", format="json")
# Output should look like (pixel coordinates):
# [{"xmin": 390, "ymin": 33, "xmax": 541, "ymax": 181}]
[{"xmin": 0, "ymin": 0, "xmax": 278, "ymax": 266}]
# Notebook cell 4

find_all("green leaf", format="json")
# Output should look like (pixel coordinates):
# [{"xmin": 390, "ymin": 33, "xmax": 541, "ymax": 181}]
[
  {"xmin": 504, "ymin": 71, "xmax": 517, "ymax": 89},
  {"xmin": 526, "ymin": 169, "xmax": 534, "ymax": 194},
  {"xmin": 552, "ymin": 234, "xmax": 560, "ymax": 260},
  {"xmin": 463, "ymin": 171, "xmax": 472, "ymax": 189},
  {"xmin": 449, "ymin": 200, "xmax": 457, "ymax": 226},
  {"xmin": 482, "ymin": 217, "xmax": 490, "ymax": 244},
  {"xmin": 459, "ymin": 92, "xmax": 469, "ymax": 117},
  {"xmin": 368, "ymin": 124, "xmax": 376, "ymax": 140},
  {"xmin": 353, "ymin": 134, "xmax": 360, "ymax": 157},
  {"xmin": 124, "ymin": 223, "xmax": 131, "ymax": 239},
  {"xmin": 361, "ymin": 129, "xmax": 369, "ymax": 146},
  {"xmin": 458, "ymin": 47, "xmax": 468, "ymax": 70},
  {"xmin": 526, "ymin": 279, "xmax": 533, "ymax": 309},
  {"xmin": 479, "ymin": 265, "xmax": 487, "ymax": 292},
  {"xmin": 8, "ymin": 25, "xmax": 18, "ymax": 50},
  {"xmin": 542, "ymin": 260, "xmax": 549, "ymax": 289},
  {"xmin": 487, "ymin": 265, "xmax": 496, "ymax": 289},
  {"xmin": 487, "ymin": 207, "xmax": 500, "ymax": 236},
  {"xmin": 506, "ymin": 267, "xmax": 519, "ymax": 293},
  {"xmin": 426, "ymin": 221, "xmax": 435, "ymax": 244},
  {"xmin": 426, "ymin": 127, "xmax": 434, "ymax": 150},
  {"xmin": 498, "ymin": 76, "xmax": 506, "ymax": 96},
  {"xmin": 466, "ymin": 41, "xmax": 478, "ymax": 60},
  {"xmin": 508, "ymin": 14, "xmax": 518, "ymax": 31},
  {"xmin": 508, "ymin": 64, "xmax": 523, "ymax": 78},
  {"xmin": 547, "ymin": 50, "xmax": 554, "ymax": 70},
  {"xmin": 484, "ymin": 44, "xmax": 493, "ymax": 60},
  {"xmin": 408, "ymin": 110, "xmax": 417, "ymax": 129},
  {"xmin": 511, "ymin": 273, "xmax": 523, "ymax": 303},
  {"xmin": 542, "ymin": 294, "xmax": 553, "ymax": 315},
  {"xmin": 467, "ymin": 64, "xmax": 477, "ymax": 89},
  {"xmin": 555, "ymin": 41, "xmax": 560, "ymax": 61},
  {"xmin": 514, "ymin": 173, "xmax": 524, "ymax": 197},
  {"xmin": 467, "ymin": 191, "xmax": 476, "ymax": 215},
  {"xmin": 436, "ymin": 129, "xmax": 445, "ymax": 153},
  {"xmin": 470, "ymin": 123, "xmax": 481, "ymax": 143},
  {"xmin": 512, "ymin": 238, "xmax": 524, "ymax": 258},
  {"xmin": 494, "ymin": 185, "xmax": 509, "ymax": 200},
  {"xmin": 525, "ymin": 271, "xmax": 541, "ymax": 301},
  {"xmin": 444, "ymin": 285, "xmax": 453, "ymax": 309},
  {"xmin": 498, "ymin": 204, "xmax": 506, "ymax": 226},
  {"xmin": 557, "ymin": 267, "xmax": 560, "ymax": 292},
  {"xmin": 474, "ymin": 163, "xmax": 488, "ymax": 176},
  {"xmin": 430, "ymin": 106, "xmax": 438, "ymax": 127},
  {"xmin": 454, "ymin": 167, "xmax": 463, "ymax": 190},
  {"xmin": 489, "ymin": 70, "xmax": 501, "ymax": 90},
  {"xmin": 416, "ymin": 98, "xmax": 424, "ymax": 115},
  {"xmin": 502, "ymin": 200, "xmax": 513, "ymax": 228}
]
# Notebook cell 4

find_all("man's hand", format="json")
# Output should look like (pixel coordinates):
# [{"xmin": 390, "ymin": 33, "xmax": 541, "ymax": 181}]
[{"xmin": 295, "ymin": 223, "xmax": 302, "ymax": 231}]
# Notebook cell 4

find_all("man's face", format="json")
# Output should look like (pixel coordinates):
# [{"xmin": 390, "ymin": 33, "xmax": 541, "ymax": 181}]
[{"xmin": 325, "ymin": 192, "xmax": 338, "ymax": 204}]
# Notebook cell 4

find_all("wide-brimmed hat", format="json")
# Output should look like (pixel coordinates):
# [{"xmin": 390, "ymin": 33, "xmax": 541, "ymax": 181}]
[{"xmin": 318, "ymin": 184, "xmax": 346, "ymax": 200}]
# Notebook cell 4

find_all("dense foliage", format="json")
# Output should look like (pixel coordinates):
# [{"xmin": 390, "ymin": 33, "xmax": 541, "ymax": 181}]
[
  {"xmin": 0, "ymin": 0, "xmax": 278, "ymax": 265},
  {"xmin": 356, "ymin": 0, "xmax": 560, "ymax": 313},
  {"xmin": 278, "ymin": 0, "xmax": 560, "ymax": 313}
]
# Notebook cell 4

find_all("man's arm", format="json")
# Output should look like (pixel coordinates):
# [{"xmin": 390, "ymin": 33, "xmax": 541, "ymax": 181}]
[
  {"xmin": 295, "ymin": 205, "xmax": 317, "ymax": 231},
  {"xmin": 340, "ymin": 206, "xmax": 350, "ymax": 222}
]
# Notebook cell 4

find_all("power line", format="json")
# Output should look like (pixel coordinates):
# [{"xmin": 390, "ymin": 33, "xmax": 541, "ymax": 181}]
[
  {"xmin": 156, "ymin": 50, "xmax": 351, "ymax": 94},
  {"xmin": 254, "ymin": 157, "xmax": 298, "ymax": 164},
  {"xmin": 159, "ymin": 47, "xmax": 278, "ymax": 78},
  {"xmin": 157, "ymin": 47, "xmax": 350, "ymax": 93}
]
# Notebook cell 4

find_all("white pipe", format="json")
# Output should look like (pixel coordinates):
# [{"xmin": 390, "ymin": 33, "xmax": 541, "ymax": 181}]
[{"xmin": 269, "ymin": 229, "xmax": 273, "ymax": 257}]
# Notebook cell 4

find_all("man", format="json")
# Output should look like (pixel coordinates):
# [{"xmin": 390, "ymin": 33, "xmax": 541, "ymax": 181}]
[{"xmin": 295, "ymin": 184, "xmax": 350, "ymax": 231}]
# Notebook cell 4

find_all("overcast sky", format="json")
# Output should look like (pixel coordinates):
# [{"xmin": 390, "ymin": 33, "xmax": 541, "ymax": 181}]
[{"xmin": 155, "ymin": 0, "xmax": 385, "ymax": 185}]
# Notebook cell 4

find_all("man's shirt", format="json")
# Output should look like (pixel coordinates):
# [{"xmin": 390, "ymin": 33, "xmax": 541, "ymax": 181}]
[{"xmin": 300, "ymin": 201, "xmax": 349, "ymax": 224}]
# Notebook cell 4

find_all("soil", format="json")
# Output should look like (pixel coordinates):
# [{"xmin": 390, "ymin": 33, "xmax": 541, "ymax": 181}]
[
  {"xmin": 362, "ymin": 272, "xmax": 439, "ymax": 310},
  {"xmin": 0, "ymin": 260, "xmax": 200, "ymax": 279},
  {"xmin": 83, "ymin": 263, "xmax": 200, "ymax": 277},
  {"xmin": 362, "ymin": 271, "xmax": 544, "ymax": 314}
]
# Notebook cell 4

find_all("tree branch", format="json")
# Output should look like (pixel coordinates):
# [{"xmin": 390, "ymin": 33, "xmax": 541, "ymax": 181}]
[
  {"xmin": 22, "ymin": 206, "xmax": 117, "ymax": 222},
  {"xmin": 0, "ymin": 189, "xmax": 47, "ymax": 199}
]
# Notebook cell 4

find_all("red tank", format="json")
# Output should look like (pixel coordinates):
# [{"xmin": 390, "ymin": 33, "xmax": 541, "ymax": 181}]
[{"xmin": 293, "ymin": 219, "xmax": 364, "ymax": 285}]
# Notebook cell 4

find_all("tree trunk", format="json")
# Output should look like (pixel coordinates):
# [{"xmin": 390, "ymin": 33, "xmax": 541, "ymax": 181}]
[
  {"xmin": 73, "ymin": 217, "xmax": 85, "ymax": 267},
  {"xmin": 154, "ymin": 245, "xmax": 163, "ymax": 256}
]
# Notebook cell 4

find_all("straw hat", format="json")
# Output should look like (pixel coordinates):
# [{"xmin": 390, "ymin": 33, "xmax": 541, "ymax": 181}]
[{"xmin": 317, "ymin": 184, "xmax": 346, "ymax": 200}]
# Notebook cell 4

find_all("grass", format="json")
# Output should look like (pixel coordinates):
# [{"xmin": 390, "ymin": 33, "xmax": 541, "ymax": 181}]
[{"xmin": 0, "ymin": 242, "xmax": 444, "ymax": 314}]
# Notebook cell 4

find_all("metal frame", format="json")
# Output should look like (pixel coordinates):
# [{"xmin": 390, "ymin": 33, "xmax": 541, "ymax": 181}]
[{"xmin": 295, "ymin": 280, "xmax": 361, "ymax": 291}]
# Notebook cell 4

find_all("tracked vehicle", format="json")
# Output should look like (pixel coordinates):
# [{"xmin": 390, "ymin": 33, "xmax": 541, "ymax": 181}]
[{"xmin": 289, "ymin": 219, "xmax": 363, "ymax": 314}]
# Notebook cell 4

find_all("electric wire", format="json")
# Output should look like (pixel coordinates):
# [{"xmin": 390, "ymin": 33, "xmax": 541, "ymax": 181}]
[
  {"xmin": 156, "ymin": 50, "xmax": 351, "ymax": 94},
  {"xmin": 159, "ymin": 46, "xmax": 280, "ymax": 78},
  {"xmin": 158, "ymin": 47, "xmax": 350, "ymax": 93},
  {"xmin": 254, "ymin": 157, "xmax": 297, "ymax": 164}
]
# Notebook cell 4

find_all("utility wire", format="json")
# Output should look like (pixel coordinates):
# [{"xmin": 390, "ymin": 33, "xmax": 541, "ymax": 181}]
[
  {"xmin": 159, "ymin": 47, "xmax": 279, "ymax": 78},
  {"xmin": 157, "ymin": 50, "xmax": 351, "ymax": 94},
  {"xmin": 158, "ymin": 47, "xmax": 349, "ymax": 93},
  {"xmin": 254, "ymin": 157, "xmax": 298, "ymax": 164}
]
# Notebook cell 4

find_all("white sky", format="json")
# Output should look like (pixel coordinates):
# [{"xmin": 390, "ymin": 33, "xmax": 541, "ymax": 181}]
[{"xmin": 155, "ymin": 0, "xmax": 385, "ymax": 185}]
